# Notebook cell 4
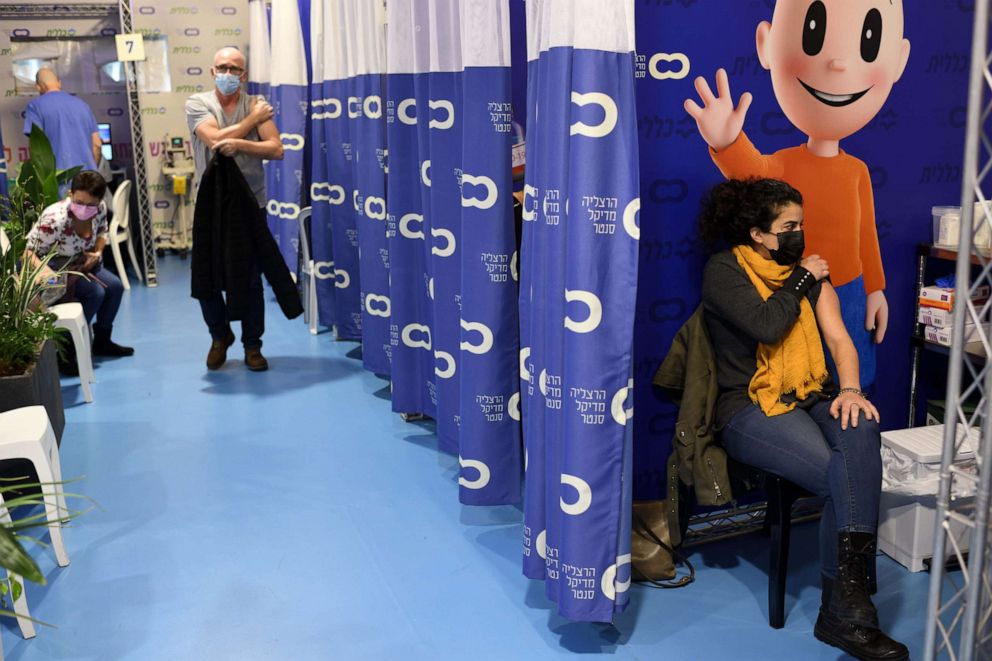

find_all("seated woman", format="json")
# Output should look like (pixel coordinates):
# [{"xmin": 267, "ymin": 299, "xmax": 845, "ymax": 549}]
[
  {"xmin": 26, "ymin": 170, "xmax": 133, "ymax": 368},
  {"xmin": 700, "ymin": 178, "xmax": 906, "ymax": 661}
]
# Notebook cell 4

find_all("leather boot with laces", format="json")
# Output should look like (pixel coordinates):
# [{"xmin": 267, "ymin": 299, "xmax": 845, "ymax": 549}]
[
  {"xmin": 815, "ymin": 576, "xmax": 908, "ymax": 661},
  {"xmin": 831, "ymin": 532, "xmax": 879, "ymax": 629}
]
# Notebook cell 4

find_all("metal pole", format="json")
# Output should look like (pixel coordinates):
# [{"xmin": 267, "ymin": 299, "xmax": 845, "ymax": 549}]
[
  {"xmin": 925, "ymin": 2, "xmax": 991, "ymax": 658},
  {"xmin": 118, "ymin": 0, "xmax": 158, "ymax": 286}
]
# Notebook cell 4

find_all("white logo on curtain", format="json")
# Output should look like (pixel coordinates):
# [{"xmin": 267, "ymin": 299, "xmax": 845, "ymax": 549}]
[
  {"xmin": 458, "ymin": 457, "xmax": 491, "ymax": 490},
  {"xmin": 508, "ymin": 392, "xmax": 521, "ymax": 421},
  {"xmin": 435, "ymin": 350, "xmax": 456, "ymax": 379},
  {"xmin": 365, "ymin": 294, "xmax": 391, "ymax": 317},
  {"xmin": 649, "ymin": 53, "xmax": 691, "ymax": 80},
  {"xmin": 266, "ymin": 200, "xmax": 301, "ymax": 219},
  {"xmin": 348, "ymin": 96, "xmax": 361, "ymax": 118},
  {"xmin": 536, "ymin": 529, "xmax": 548, "ymax": 560},
  {"xmin": 353, "ymin": 190, "xmax": 360, "ymax": 212},
  {"xmin": 539, "ymin": 369, "xmax": 548, "ymax": 396},
  {"xmin": 399, "ymin": 213, "xmax": 425, "ymax": 240},
  {"xmin": 601, "ymin": 554, "xmax": 632, "ymax": 600},
  {"xmin": 623, "ymin": 198, "xmax": 641, "ymax": 240},
  {"xmin": 522, "ymin": 184, "xmax": 538, "ymax": 221},
  {"xmin": 364, "ymin": 197, "xmax": 387, "ymax": 220},
  {"xmin": 312, "ymin": 98, "xmax": 342, "ymax": 119},
  {"xmin": 564, "ymin": 289, "xmax": 603, "ymax": 333},
  {"xmin": 428, "ymin": 277, "xmax": 435, "ymax": 300},
  {"xmin": 421, "ymin": 160, "xmax": 432, "ymax": 187},
  {"xmin": 383, "ymin": 148, "xmax": 389, "ymax": 174},
  {"xmin": 460, "ymin": 174, "xmax": 499, "ymax": 210},
  {"xmin": 428, "ymin": 100, "xmax": 454, "ymax": 129},
  {"xmin": 401, "ymin": 323, "xmax": 432, "ymax": 350},
  {"xmin": 431, "ymin": 228, "xmax": 456, "ymax": 257},
  {"xmin": 315, "ymin": 262, "xmax": 350, "ymax": 288},
  {"xmin": 611, "ymin": 378, "xmax": 634, "ymax": 425},
  {"xmin": 560, "ymin": 474, "xmax": 593, "ymax": 515},
  {"xmin": 570, "ymin": 92, "xmax": 618, "ymax": 139},
  {"xmin": 311, "ymin": 182, "xmax": 346, "ymax": 205},
  {"xmin": 280, "ymin": 134, "xmax": 305, "ymax": 150},
  {"xmin": 460, "ymin": 319, "xmax": 494, "ymax": 355},
  {"xmin": 519, "ymin": 347, "xmax": 531, "ymax": 380},
  {"xmin": 510, "ymin": 251, "xmax": 519, "ymax": 282},
  {"xmin": 363, "ymin": 95, "xmax": 383, "ymax": 119},
  {"xmin": 397, "ymin": 98, "xmax": 417, "ymax": 125}
]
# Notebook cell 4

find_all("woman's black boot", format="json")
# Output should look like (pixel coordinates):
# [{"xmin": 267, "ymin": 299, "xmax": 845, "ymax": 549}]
[
  {"xmin": 830, "ymin": 532, "xmax": 879, "ymax": 628},
  {"xmin": 815, "ymin": 573, "xmax": 909, "ymax": 660}
]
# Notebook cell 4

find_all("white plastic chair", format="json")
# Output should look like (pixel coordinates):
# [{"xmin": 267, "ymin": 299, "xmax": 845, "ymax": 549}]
[
  {"xmin": 50, "ymin": 303, "xmax": 94, "ymax": 404},
  {"xmin": 108, "ymin": 180, "xmax": 142, "ymax": 290},
  {"xmin": 297, "ymin": 206, "xmax": 318, "ymax": 335},
  {"xmin": 0, "ymin": 406, "xmax": 70, "ymax": 571}
]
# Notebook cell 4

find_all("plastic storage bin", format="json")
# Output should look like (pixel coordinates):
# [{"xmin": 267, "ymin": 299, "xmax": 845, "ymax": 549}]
[{"xmin": 877, "ymin": 425, "xmax": 978, "ymax": 572}]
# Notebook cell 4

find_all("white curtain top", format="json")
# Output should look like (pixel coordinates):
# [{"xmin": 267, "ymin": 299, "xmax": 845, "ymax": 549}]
[
  {"xmin": 387, "ymin": 0, "xmax": 510, "ymax": 75},
  {"xmin": 528, "ymin": 0, "xmax": 636, "ymax": 61},
  {"xmin": 270, "ymin": 0, "xmax": 307, "ymax": 86},
  {"xmin": 248, "ymin": 0, "xmax": 270, "ymax": 86}
]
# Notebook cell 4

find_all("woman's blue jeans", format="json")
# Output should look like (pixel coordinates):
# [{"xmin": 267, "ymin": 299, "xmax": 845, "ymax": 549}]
[{"xmin": 721, "ymin": 400, "xmax": 882, "ymax": 578}]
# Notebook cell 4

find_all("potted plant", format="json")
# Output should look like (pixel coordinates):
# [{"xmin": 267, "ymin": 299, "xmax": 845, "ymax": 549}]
[{"xmin": 0, "ymin": 126, "xmax": 82, "ymax": 445}]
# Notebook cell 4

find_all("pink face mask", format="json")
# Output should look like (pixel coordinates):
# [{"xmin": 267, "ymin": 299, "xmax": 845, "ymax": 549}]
[{"xmin": 69, "ymin": 201, "xmax": 99, "ymax": 221}]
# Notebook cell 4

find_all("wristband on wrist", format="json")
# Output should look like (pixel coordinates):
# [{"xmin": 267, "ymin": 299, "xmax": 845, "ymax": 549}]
[{"xmin": 837, "ymin": 387, "xmax": 867, "ymax": 399}]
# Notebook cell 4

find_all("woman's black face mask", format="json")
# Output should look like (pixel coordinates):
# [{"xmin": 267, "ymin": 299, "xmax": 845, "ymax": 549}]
[{"xmin": 768, "ymin": 230, "xmax": 805, "ymax": 266}]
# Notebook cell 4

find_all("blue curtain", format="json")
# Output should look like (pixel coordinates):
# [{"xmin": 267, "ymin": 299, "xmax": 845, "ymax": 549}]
[
  {"xmin": 520, "ymin": 0, "xmax": 639, "ymax": 622},
  {"xmin": 264, "ymin": 0, "xmax": 308, "ymax": 270},
  {"xmin": 309, "ymin": 1, "xmax": 362, "ymax": 340},
  {"xmin": 385, "ymin": 0, "xmax": 521, "ymax": 505},
  {"xmin": 344, "ymin": 0, "xmax": 391, "ymax": 375}
]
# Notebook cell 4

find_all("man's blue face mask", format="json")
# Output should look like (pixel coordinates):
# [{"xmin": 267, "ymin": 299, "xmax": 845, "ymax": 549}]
[{"xmin": 215, "ymin": 73, "xmax": 240, "ymax": 95}]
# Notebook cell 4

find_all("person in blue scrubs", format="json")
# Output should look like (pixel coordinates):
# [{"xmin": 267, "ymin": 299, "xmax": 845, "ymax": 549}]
[{"xmin": 23, "ymin": 68, "xmax": 102, "ymax": 177}]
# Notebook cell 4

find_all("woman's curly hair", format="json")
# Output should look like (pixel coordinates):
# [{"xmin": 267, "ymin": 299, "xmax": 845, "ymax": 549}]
[{"xmin": 698, "ymin": 178, "xmax": 803, "ymax": 248}]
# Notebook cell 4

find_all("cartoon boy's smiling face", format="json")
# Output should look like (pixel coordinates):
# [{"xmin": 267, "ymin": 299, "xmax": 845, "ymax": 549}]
[{"xmin": 757, "ymin": 0, "xmax": 910, "ymax": 142}]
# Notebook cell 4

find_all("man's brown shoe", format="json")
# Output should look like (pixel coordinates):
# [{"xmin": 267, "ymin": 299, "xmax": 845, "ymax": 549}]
[
  {"xmin": 206, "ymin": 332, "xmax": 235, "ymax": 370},
  {"xmin": 245, "ymin": 347, "xmax": 268, "ymax": 372}
]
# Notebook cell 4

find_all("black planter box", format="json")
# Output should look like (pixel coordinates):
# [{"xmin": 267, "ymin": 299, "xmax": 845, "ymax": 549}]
[{"xmin": 0, "ymin": 340, "xmax": 65, "ymax": 494}]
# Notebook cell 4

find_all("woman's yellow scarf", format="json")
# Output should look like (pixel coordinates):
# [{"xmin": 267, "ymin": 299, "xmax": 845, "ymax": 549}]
[{"xmin": 733, "ymin": 245, "xmax": 827, "ymax": 416}]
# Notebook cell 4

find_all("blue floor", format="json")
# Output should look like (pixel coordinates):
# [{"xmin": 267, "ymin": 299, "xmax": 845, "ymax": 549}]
[{"xmin": 5, "ymin": 256, "xmax": 932, "ymax": 660}]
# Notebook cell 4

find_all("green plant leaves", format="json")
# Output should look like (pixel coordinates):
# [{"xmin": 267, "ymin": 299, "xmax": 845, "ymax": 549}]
[
  {"xmin": 0, "ymin": 527, "xmax": 43, "ymax": 586},
  {"xmin": 27, "ymin": 125, "xmax": 55, "ymax": 184}
]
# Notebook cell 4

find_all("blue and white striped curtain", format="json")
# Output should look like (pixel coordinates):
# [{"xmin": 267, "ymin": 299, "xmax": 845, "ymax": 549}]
[
  {"xmin": 310, "ymin": 1, "xmax": 362, "ymax": 339},
  {"xmin": 385, "ymin": 0, "xmax": 521, "ymax": 504},
  {"xmin": 345, "ymin": 0, "xmax": 391, "ymax": 375},
  {"xmin": 520, "ymin": 0, "xmax": 639, "ymax": 622},
  {"xmin": 247, "ymin": 0, "xmax": 271, "ymax": 98},
  {"xmin": 264, "ymin": 0, "xmax": 308, "ymax": 270}
]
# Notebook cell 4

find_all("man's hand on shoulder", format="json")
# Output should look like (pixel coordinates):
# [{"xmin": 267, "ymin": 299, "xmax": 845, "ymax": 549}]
[{"xmin": 249, "ymin": 97, "xmax": 274, "ymax": 126}]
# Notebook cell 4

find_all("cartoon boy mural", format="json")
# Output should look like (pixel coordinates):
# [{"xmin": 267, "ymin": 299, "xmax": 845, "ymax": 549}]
[{"xmin": 685, "ymin": 0, "xmax": 910, "ymax": 389}]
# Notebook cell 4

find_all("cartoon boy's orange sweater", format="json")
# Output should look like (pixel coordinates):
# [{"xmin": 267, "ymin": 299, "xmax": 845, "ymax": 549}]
[{"xmin": 710, "ymin": 132, "xmax": 885, "ymax": 294}]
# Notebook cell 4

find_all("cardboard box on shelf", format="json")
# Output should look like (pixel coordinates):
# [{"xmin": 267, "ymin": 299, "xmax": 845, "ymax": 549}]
[
  {"xmin": 920, "ymin": 284, "xmax": 991, "ymax": 311},
  {"xmin": 924, "ymin": 322, "xmax": 988, "ymax": 347}
]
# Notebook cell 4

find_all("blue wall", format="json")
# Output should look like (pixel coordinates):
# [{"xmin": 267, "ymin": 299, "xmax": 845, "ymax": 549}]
[{"xmin": 630, "ymin": 2, "xmax": 974, "ymax": 497}]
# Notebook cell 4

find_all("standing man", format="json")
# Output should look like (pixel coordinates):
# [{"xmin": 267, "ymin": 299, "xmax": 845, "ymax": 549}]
[
  {"xmin": 185, "ymin": 47, "xmax": 284, "ymax": 372},
  {"xmin": 24, "ymin": 68, "xmax": 101, "ymax": 175}
]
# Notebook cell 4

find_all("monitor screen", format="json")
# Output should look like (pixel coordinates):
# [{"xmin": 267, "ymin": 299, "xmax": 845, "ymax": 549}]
[
  {"xmin": 101, "ymin": 143, "xmax": 113, "ymax": 162},
  {"xmin": 97, "ymin": 123, "xmax": 111, "ymax": 144}
]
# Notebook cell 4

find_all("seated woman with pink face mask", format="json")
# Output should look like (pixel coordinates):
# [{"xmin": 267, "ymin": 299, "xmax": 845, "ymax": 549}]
[{"xmin": 25, "ymin": 170, "xmax": 134, "ymax": 371}]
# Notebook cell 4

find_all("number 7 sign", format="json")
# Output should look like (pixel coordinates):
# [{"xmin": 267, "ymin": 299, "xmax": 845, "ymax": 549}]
[{"xmin": 115, "ymin": 34, "xmax": 146, "ymax": 62}]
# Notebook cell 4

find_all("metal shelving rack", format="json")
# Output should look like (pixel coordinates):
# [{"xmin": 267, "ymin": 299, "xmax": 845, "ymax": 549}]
[{"xmin": 924, "ymin": 2, "xmax": 992, "ymax": 659}]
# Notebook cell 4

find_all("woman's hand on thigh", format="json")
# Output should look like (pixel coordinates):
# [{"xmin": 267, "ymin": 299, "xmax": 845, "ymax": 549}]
[{"xmin": 830, "ymin": 392, "xmax": 880, "ymax": 430}]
